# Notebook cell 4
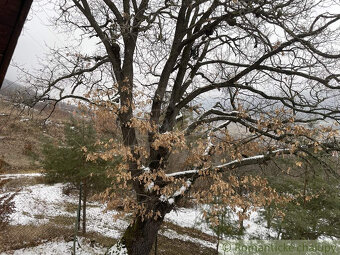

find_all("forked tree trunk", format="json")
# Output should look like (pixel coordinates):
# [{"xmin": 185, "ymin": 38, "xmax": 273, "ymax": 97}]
[{"xmin": 121, "ymin": 215, "xmax": 164, "ymax": 255}]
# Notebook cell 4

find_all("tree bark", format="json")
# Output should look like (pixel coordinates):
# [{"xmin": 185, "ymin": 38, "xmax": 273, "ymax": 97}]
[
  {"xmin": 77, "ymin": 184, "xmax": 82, "ymax": 231},
  {"xmin": 122, "ymin": 216, "xmax": 164, "ymax": 255},
  {"xmin": 154, "ymin": 234, "xmax": 158, "ymax": 255}
]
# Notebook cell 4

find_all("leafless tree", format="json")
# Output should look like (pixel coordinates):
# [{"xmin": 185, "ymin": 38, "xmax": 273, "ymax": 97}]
[{"xmin": 23, "ymin": 0, "xmax": 340, "ymax": 254}]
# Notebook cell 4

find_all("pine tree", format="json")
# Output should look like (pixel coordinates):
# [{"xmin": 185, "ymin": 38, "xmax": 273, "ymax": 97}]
[
  {"xmin": 42, "ymin": 118, "xmax": 119, "ymax": 233},
  {"xmin": 261, "ymin": 160, "xmax": 340, "ymax": 240}
]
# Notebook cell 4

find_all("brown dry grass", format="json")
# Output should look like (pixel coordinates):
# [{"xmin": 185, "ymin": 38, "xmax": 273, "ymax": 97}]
[
  {"xmin": 0, "ymin": 99, "xmax": 68, "ymax": 173},
  {"xmin": 154, "ymin": 235, "xmax": 216, "ymax": 255},
  {"xmin": 1, "ymin": 176, "xmax": 46, "ymax": 192},
  {"xmin": 0, "ymin": 224, "xmax": 73, "ymax": 252},
  {"xmin": 0, "ymin": 223, "xmax": 217, "ymax": 254},
  {"xmin": 162, "ymin": 222, "xmax": 216, "ymax": 244},
  {"xmin": 82, "ymin": 231, "xmax": 116, "ymax": 248}
]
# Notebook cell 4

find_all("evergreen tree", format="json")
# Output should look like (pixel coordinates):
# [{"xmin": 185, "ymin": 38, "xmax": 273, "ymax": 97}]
[
  {"xmin": 261, "ymin": 163, "xmax": 340, "ymax": 240},
  {"xmin": 42, "ymin": 118, "xmax": 119, "ymax": 233}
]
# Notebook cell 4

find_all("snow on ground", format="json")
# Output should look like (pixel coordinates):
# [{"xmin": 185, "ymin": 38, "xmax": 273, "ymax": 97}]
[
  {"xmin": 3, "ymin": 179, "xmax": 214, "ymax": 240},
  {"xmin": 5, "ymin": 179, "xmax": 273, "ymax": 236},
  {"xmin": 0, "ymin": 173, "xmax": 43, "ymax": 180},
  {"xmin": 241, "ymin": 210, "xmax": 277, "ymax": 239},
  {"xmin": 165, "ymin": 207, "xmax": 214, "ymax": 236},
  {"xmin": 86, "ymin": 206, "xmax": 129, "ymax": 239},
  {"xmin": 164, "ymin": 205, "xmax": 275, "ymax": 239},
  {"xmin": 9, "ymin": 183, "xmax": 74, "ymax": 225},
  {"xmin": 4, "ymin": 182, "xmax": 129, "ymax": 239},
  {"xmin": 7, "ymin": 180, "xmax": 213, "ymax": 238},
  {"xmin": 1, "ymin": 180, "xmax": 219, "ymax": 253},
  {"xmin": 107, "ymin": 241, "xmax": 128, "ymax": 255},
  {"xmin": 0, "ymin": 173, "xmax": 278, "ymax": 253},
  {"xmin": 0, "ymin": 237, "xmax": 107, "ymax": 255}
]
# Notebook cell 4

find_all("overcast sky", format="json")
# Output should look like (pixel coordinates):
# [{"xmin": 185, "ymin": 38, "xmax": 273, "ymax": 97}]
[
  {"xmin": 5, "ymin": 0, "xmax": 340, "ymax": 85},
  {"xmin": 5, "ymin": 1, "xmax": 56, "ymax": 81},
  {"xmin": 5, "ymin": 0, "xmax": 97, "ymax": 83}
]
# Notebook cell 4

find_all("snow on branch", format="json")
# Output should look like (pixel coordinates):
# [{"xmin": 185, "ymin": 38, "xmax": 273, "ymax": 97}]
[
  {"xmin": 166, "ymin": 170, "xmax": 199, "ymax": 178},
  {"xmin": 160, "ymin": 180, "xmax": 192, "ymax": 205},
  {"xmin": 142, "ymin": 166, "xmax": 151, "ymax": 173},
  {"xmin": 166, "ymin": 148, "xmax": 291, "ymax": 180},
  {"xmin": 204, "ymin": 131, "xmax": 214, "ymax": 156},
  {"xmin": 212, "ymin": 120, "xmax": 231, "ymax": 131},
  {"xmin": 176, "ymin": 112, "xmax": 183, "ymax": 121}
]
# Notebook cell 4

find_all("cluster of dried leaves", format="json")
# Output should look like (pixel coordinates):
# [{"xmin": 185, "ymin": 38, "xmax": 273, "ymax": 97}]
[{"xmin": 76, "ymin": 91, "xmax": 339, "ymax": 225}]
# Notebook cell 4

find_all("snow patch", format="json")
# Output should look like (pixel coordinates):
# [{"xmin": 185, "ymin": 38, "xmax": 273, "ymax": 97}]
[
  {"xmin": 107, "ymin": 241, "xmax": 128, "ymax": 255},
  {"xmin": 159, "ymin": 180, "xmax": 192, "ymax": 204},
  {"xmin": 0, "ymin": 237, "xmax": 107, "ymax": 255},
  {"xmin": 0, "ymin": 173, "xmax": 44, "ymax": 180},
  {"xmin": 164, "ymin": 206, "xmax": 214, "ymax": 236},
  {"xmin": 147, "ymin": 181, "xmax": 154, "ymax": 191},
  {"xmin": 86, "ymin": 206, "xmax": 129, "ymax": 239},
  {"xmin": 9, "ymin": 183, "xmax": 74, "ymax": 225},
  {"xmin": 7, "ymin": 182, "xmax": 129, "ymax": 239}
]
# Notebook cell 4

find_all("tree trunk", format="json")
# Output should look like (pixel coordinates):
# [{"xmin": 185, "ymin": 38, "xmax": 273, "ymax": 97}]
[
  {"xmin": 154, "ymin": 234, "xmax": 157, "ymax": 255},
  {"xmin": 82, "ymin": 179, "xmax": 87, "ymax": 234},
  {"xmin": 77, "ymin": 184, "xmax": 82, "ymax": 231},
  {"xmin": 122, "ymin": 216, "xmax": 164, "ymax": 255}
]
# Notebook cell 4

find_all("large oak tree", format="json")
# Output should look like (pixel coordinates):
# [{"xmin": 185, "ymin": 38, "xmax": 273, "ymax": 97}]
[{"xmin": 24, "ymin": 0, "xmax": 340, "ymax": 254}]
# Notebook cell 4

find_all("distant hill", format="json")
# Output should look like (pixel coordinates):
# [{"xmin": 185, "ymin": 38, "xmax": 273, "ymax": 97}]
[
  {"xmin": 0, "ymin": 78, "xmax": 36, "ymax": 105},
  {"xmin": 0, "ymin": 79, "xmax": 28, "ymax": 97},
  {"xmin": 0, "ymin": 79, "xmax": 78, "ymax": 113}
]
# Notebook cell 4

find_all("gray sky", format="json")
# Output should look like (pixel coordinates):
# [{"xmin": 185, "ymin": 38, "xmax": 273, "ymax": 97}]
[
  {"xmin": 5, "ymin": 0, "xmax": 340, "ymax": 85},
  {"xmin": 5, "ymin": 1, "xmax": 97, "ymax": 83},
  {"xmin": 5, "ymin": 1, "xmax": 60, "ymax": 81}
]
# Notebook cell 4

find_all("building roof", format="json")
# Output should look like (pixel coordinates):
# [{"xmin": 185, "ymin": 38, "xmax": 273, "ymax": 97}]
[{"xmin": 0, "ymin": 0, "xmax": 33, "ymax": 88}]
